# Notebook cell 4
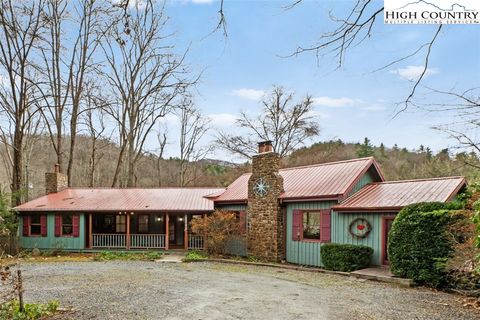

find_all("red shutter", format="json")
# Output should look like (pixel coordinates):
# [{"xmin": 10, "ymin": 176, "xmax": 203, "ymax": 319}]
[
  {"xmin": 320, "ymin": 209, "xmax": 331, "ymax": 243},
  {"xmin": 54, "ymin": 215, "xmax": 62, "ymax": 237},
  {"xmin": 40, "ymin": 215, "xmax": 48, "ymax": 237},
  {"xmin": 23, "ymin": 216, "xmax": 30, "ymax": 236},
  {"xmin": 239, "ymin": 211, "xmax": 247, "ymax": 234},
  {"xmin": 72, "ymin": 215, "xmax": 80, "ymax": 237},
  {"xmin": 292, "ymin": 209, "xmax": 302, "ymax": 241}
]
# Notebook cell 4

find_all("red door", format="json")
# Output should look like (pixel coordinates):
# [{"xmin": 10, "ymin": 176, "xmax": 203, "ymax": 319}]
[{"xmin": 382, "ymin": 217, "xmax": 395, "ymax": 265}]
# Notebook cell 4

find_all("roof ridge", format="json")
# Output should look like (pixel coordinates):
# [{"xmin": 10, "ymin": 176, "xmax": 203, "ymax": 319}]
[
  {"xmin": 370, "ymin": 176, "xmax": 466, "ymax": 185},
  {"xmin": 279, "ymin": 157, "xmax": 374, "ymax": 171},
  {"xmin": 67, "ymin": 187, "xmax": 225, "ymax": 190}
]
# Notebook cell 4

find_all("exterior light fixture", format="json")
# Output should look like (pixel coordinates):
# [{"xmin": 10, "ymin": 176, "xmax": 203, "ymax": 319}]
[
  {"xmin": 156, "ymin": 216, "xmax": 163, "ymax": 222},
  {"xmin": 130, "ymin": 212, "xmax": 134, "ymax": 215},
  {"xmin": 179, "ymin": 217, "xmax": 183, "ymax": 222}
]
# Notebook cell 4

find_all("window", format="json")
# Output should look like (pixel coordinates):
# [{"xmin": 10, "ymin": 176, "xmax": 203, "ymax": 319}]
[
  {"xmin": 30, "ymin": 215, "xmax": 41, "ymax": 236},
  {"xmin": 302, "ymin": 211, "xmax": 321, "ymax": 240},
  {"xmin": 62, "ymin": 214, "xmax": 74, "ymax": 236},
  {"xmin": 116, "ymin": 215, "xmax": 126, "ymax": 233},
  {"xmin": 138, "ymin": 215, "xmax": 149, "ymax": 233}
]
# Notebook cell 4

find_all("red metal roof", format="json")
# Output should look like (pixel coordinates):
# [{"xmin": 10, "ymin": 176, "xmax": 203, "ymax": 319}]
[
  {"xmin": 15, "ymin": 188, "xmax": 225, "ymax": 212},
  {"xmin": 333, "ymin": 176, "xmax": 466, "ymax": 212},
  {"xmin": 214, "ymin": 157, "xmax": 384, "ymax": 203}
]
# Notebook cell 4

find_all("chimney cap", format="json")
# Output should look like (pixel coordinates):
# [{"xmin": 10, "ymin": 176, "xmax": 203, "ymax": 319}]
[{"xmin": 257, "ymin": 140, "xmax": 273, "ymax": 146}]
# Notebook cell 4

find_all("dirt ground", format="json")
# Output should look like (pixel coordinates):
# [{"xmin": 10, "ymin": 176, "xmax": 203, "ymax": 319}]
[{"xmin": 13, "ymin": 261, "xmax": 480, "ymax": 319}]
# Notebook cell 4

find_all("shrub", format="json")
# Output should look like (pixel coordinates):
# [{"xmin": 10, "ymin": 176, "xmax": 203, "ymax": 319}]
[
  {"xmin": 321, "ymin": 243, "xmax": 373, "ymax": 272},
  {"xmin": 190, "ymin": 211, "xmax": 240, "ymax": 255},
  {"xmin": 93, "ymin": 251, "xmax": 162, "ymax": 261},
  {"xmin": 388, "ymin": 202, "xmax": 467, "ymax": 287},
  {"xmin": 0, "ymin": 300, "xmax": 59, "ymax": 320},
  {"xmin": 185, "ymin": 250, "xmax": 208, "ymax": 261}
]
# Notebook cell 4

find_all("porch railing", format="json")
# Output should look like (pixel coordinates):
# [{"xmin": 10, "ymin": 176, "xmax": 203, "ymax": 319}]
[
  {"xmin": 92, "ymin": 234, "xmax": 126, "ymax": 248},
  {"xmin": 188, "ymin": 234, "xmax": 204, "ymax": 250},
  {"xmin": 130, "ymin": 234, "xmax": 166, "ymax": 249}
]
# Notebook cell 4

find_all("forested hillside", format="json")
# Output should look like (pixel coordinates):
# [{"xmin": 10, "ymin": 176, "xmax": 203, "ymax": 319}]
[
  {"xmin": 2, "ymin": 136, "xmax": 478, "ymax": 201},
  {"xmin": 286, "ymin": 139, "xmax": 480, "ymax": 181}
]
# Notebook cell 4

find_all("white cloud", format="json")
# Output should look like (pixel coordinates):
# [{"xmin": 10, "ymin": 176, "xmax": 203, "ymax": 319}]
[
  {"xmin": 232, "ymin": 88, "xmax": 265, "ymax": 101},
  {"xmin": 361, "ymin": 105, "xmax": 387, "ymax": 112},
  {"xmin": 312, "ymin": 96, "xmax": 355, "ymax": 108},
  {"xmin": 307, "ymin": 110, "xmax": 332, "ymax": 119},
  {"xmin": 111, "ymin": 0, "xmax": 146, "ymax": 9},
  {"xmin": 390, "ymin": 65, "xmax": 439, "ymax": 81},
  {"xmin": 208, "ymin": 113, "xmax": 238, "ymax": 127}
]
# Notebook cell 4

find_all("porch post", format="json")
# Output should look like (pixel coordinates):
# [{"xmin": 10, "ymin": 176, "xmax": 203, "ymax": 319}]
[
  {"xmin": 126, "ymin": 213, "xmax": 131, "ymax": 249},
  {"xmin": 184, "ymin": 213, "xmax": 188, "ymax": 250},
  {"xmin": 165, "ymin": 213, "xmax": 169, "ymax": 250},
  {"xmin": 88, "ymin": 213, "xmax": 93, "ymax": 249}
]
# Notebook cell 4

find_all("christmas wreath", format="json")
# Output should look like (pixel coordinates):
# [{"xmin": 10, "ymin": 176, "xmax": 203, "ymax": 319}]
[{"xmin": 348, "ymin": 217, "xmax": 372, "ymax": 238}]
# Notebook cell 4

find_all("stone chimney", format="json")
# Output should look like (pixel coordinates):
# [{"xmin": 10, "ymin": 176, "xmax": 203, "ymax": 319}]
[
  {"xmin": 45, "ymin": 164, "xmax": 68, "ymax": 194},
  {"xmin": 247, "ymin": 141, "xmax": 284, "ymax": 261}
]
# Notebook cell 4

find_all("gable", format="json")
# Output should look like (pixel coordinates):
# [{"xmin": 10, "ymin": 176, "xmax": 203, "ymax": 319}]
[{"xmin": 215, "ymin": 157, "xmax": 385, "ymax": 203}]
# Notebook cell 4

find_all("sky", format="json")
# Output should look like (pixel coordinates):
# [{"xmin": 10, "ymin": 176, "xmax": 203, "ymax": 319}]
[{"xmin": 80, "ymin": 1, "xmax": 480, "ymax": 161}]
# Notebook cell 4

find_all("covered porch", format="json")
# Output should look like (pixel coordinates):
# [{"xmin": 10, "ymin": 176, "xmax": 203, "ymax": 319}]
[{"xmin": 86, "ymin": 212, "xmax": 205, "ymax": 250}]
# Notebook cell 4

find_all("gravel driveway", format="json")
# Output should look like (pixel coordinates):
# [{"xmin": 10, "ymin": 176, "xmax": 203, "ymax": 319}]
[{"xmin": 14, "ymin": 261, "xmax": 479, "ymax": 319}]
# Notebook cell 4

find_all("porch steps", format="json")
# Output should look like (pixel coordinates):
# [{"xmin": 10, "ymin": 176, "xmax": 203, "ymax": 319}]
[
  {"xmin": 155, "ymin": 253, "xmax": 186, "ymax": 263},
  {"xmin": 350, "ymin": 267, "xmax": 413, "ymax": 287}
]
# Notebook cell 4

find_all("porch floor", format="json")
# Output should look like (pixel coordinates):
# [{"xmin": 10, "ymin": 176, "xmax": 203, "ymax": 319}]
[{"xmin": 350, "ymin": 266, "xmax": 413, "ymax": 287}]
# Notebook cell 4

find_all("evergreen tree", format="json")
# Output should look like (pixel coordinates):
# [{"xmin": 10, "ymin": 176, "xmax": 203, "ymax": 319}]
[
  {"xmin": 357, "ymin": 137, "xmax": 375, "ymax": 158},
  {"xmin": 378, "ymin": 142, "xmax": 387, "ymax": 159}
]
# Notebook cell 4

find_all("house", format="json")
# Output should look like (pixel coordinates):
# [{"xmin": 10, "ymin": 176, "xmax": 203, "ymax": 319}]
[{"xmin": 14, "ymin": 141, "xmax": 466, "ymax": 267}]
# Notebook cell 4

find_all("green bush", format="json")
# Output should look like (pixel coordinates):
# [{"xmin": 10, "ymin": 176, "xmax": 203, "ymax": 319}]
[
  {"xmin": 388, "ymin": 202, "xmax": 463, "ymax": 287},
  {"xmin": 93, "ymin": 251, "xmax": 162, "ymax": 261},
  {"xmin": 185, "ymin": 250, "xmax": 208, "ymax": 261},
  {"xmin": 321, "ymin": 243, "xmax": 373, "ymax": 272},
  {"xmin": 0, "ymin": 300, "xmax": 59, "ymax": 320}
]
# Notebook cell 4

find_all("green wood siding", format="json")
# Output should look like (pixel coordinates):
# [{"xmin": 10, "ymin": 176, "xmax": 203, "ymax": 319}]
[
  {"xmin": 286, "ymin": 201, "xmax": 337, "ymax": 267},
  {"xmin": 346, "ymin": 171, "xmax": 374, "ymax": 198},
  {"xmin": 331, "ymin": 211, "xmax": 396, "ymax": 265},
  {"xmin": 215, "ymin": 204, "xmax": 247, "ymax": 211},
  {"xmin": 19, "ymin": 213, "xmax": 85, "ymax": 250}
]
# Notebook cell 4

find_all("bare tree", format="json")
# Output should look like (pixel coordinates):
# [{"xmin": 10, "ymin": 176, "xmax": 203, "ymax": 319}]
[
  {"xmin": 38, "ymin": 0, "xmax": 68, "ymax": 174},
  {"xmin": 0, "ymin": 0, "xmax": 45, "ymax": 205},
  {"xmin": 66, "ymin": 0, "xmax": 110, "ymax": 186},
  {"xmin": 82, "ymin": 83, "xmax": 110, "ymax": 187},
  {"xmin": 156, "ymin": 125, "xmax": 168, "ymax": 187},
  {"xmin": 38, "ymin": 0, "xmax": 109, "ymax": 185},
  {"xmin": 102, "ymin": 0, "xmax": 196, "ymax": 187},
  {"xmin": 429, "ymin": 88, "xmax": 480, "ymax": 168},
  {"xmin": 178, "ymin": 97, "xmax": 211, "ymax": 187},
  {"xmin": 216, "ymin": 86, "xmax": 320, "ymax": 159},
  {"xmin": 285, "ymin": 0, "xmax": 444, "ymax": 112}
]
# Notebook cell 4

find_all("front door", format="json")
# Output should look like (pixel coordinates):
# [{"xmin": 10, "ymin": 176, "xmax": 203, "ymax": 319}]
[{"xmin": 382, "ymin": 216, "xmax": 395, "ymax": 265}]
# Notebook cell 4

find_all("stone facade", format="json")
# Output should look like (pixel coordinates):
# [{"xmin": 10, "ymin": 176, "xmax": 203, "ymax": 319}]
[
  {"xmin": 45, "ymin": 165, "xmax": 68, "ymax": 194},
  {"xmin": 247, "ymin": 150, "xmax": 284, "ymax": 261}
]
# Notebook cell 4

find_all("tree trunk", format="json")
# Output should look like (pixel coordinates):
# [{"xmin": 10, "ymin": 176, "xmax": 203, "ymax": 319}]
[
  {"xmin": 11, "ymin": 129, "xmax": 24, "ymax": 206},
  {"xmin": 127, "ymin": 133, "xmax": 135, "ymax": 187},
  {"xmin": 67, "ymin": 112, "xmax": 78, "ymax": 186},
  {"xmin": 111, "ymin": 144, "xmax": 126, "ymax": 187}
]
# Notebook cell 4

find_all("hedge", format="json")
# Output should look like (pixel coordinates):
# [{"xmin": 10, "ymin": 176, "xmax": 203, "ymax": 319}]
[
  {"xmin": 321, "ymin": 243, "xmax": 373, "ymax": 272},
  {"xmin": 388, "ymin": 202, "xmax": 463, "ymax": 287}
]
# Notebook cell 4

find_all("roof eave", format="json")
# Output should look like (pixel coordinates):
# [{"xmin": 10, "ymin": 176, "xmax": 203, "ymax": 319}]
[
  {"xmin": 280, "ymin": 195, "xmax": 341, "ymax": 203},
  {"xmin": 332, "ymin": 206, "xmax": 403, "ymax": 213},
  {"xmin": 15, "ymin": 208, "xmax": 215, "ymax": 213}
]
